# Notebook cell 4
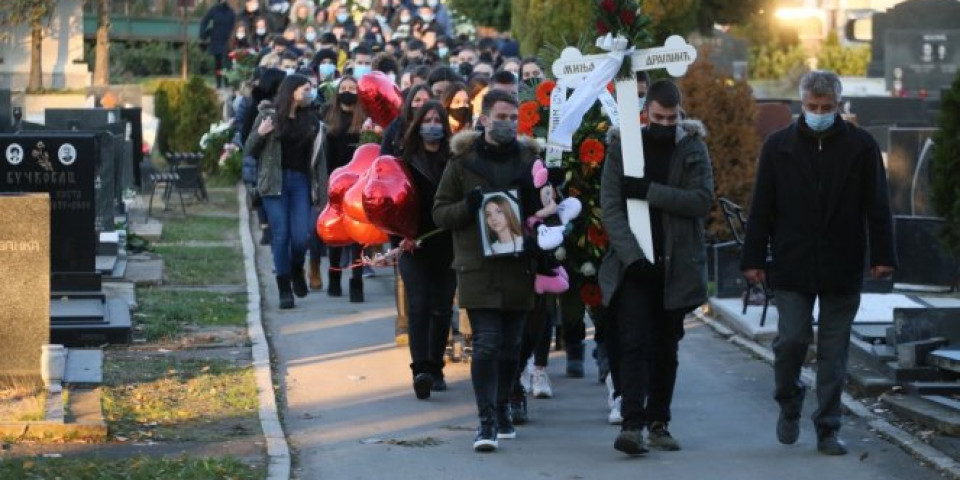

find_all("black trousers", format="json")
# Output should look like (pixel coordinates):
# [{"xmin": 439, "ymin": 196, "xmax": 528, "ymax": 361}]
[
  {"xmin": 398, "ymin": 252, "xmax": 456, "ymax": 378},
  {"xmin": 609, "ymin": 263, "xmax": 686, "ymax": 429},
  {"xmin": 328, "ymin": 245, "xmax": 362, "ymax": 280},
  {"xmin": 467, "ymin": 308, "xmax": 526, "ymax": 418}
]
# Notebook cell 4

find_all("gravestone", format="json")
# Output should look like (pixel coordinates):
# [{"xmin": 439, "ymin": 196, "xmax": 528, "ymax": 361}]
[
  {"xmin": 893, "ymin": 216, "xmax": 959, "ymax": 288},
  {"xmin": 711, "ymin": 241, "xmax": 746, "ymax": 299},
  {"xmin": 0, "ymin": 194, "xmax": 50, "ymax": 379},
  {"xmin": 893, "ymin": 308, "xmax": 960, "ymax": 345},
  {"xmin": 0, "ymin": 133, "xmax": 131, "ymax": 345},
  {"xmin": 887, "ymin": 128, "xmax": 937, "ymax": 216},
  {"xmin": 867, "ymin": 0, "xmax": 960, "ymax": 98}
]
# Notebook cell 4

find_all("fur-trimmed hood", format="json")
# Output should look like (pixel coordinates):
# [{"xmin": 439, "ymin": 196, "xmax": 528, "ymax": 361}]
[
  {"xmin": 450, "ymin": 130, "xmax": 543, "ymax": 157},
  {"xmin": 606, "ymin": 119, "xmax": 707, "ymax": 145}
]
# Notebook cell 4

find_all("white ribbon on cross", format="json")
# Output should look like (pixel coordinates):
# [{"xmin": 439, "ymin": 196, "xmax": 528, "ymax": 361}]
[{"xmin": 549, "ymin": 34, "xmax": 631, "ymax": 150}]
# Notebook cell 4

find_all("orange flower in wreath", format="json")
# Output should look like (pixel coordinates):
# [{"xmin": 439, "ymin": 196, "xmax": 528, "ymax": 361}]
[
  {"xmin": 536, "ymin": 80, "xmax": 557, "ymax": 107},
  {"xmin": 519, "ymin": 101, "xmax": 540, "ymax": 127},
  {"xmin": 517, "ymin": 120, "xmax": 534, "ymax": 137},
  {"xmin": 587, "ymin": 225, "xmax": 609, "ymax": 248},
  {"xmin": 579, "ymin": 138, "xmax": 605, "ymax": 166},
  {"xmin": 580, "ymin": 283, "xmax": 603, "ymax": 307}
]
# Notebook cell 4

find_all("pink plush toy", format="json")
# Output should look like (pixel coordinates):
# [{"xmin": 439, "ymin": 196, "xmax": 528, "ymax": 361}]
[{"xmin": 528, "ymin": 160, "xmax": 582, "ymax": 294}]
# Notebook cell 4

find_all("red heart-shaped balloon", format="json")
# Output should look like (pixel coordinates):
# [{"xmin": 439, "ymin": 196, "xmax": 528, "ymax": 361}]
[
  {"xmin": 316, "ymin": 204, "xmax": 353, "ymax": 246},
  {"xmin": 363, "ymin": 155, "xmax": 419, "ymax": 239},
  {"xmin": 343, "ymin": 215, "xmax": 389, "ymax": 245},
  {"xmin": 358, "ymin": 71, "xmax": 402, "ymax": 128}
]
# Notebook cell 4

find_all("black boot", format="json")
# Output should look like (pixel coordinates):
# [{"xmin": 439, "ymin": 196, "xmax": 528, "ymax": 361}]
[
  {"xmin": 474, "ymin": 408, "xmax": 498, "ymax": 452},
  {"xmin": 497, "ymin": 403, "xmax": 516, "ymax": 439},
  {"xmin": 327, "ymin": 269, "xmax": 342, "ymax": 297},
  {"xmin": 566, "ymin": 342, "xmax": 585, "ymax": 378},
  {"xmin": 291, "ymin": 264, "xmax": 308, "ymax": 298},
  {"xmin": 276, "ymin": 275, "xmax": 294, "ymax": 309},
  {"xmin": 349, "ymin": 277, "xmax": 364, "ymax": 303}
]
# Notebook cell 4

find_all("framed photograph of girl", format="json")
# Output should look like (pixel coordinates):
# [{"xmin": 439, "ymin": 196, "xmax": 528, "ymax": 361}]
[{"xmin": 478, "ymin": 189, "xmax": 524, "ymax": 258}]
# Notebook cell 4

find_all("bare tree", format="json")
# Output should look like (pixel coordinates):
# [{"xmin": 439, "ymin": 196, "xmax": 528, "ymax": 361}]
[{"xmin": 93, "ymin": 0, "xmax": 110, "ymax": 86}]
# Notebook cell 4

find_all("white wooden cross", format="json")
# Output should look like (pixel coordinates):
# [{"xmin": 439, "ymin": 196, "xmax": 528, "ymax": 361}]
[{"xmin": 549, "ymin": 35, "xmax": 697, "ymax": 264}]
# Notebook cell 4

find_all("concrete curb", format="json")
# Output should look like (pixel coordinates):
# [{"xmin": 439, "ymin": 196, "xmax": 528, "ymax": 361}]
[
  {"xmin": 237, "ymin": 183, "xmax": 291, "ymax": 480},
  {"xmin": 697, "ymin": 312, "xmax": 960, "ymax": 479}
]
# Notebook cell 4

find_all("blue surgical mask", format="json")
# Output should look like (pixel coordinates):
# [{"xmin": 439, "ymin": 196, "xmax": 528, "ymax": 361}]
[
  {"xmin": 318, "ymin": 63, "xmax": 336, "ymax": 79},
  {"xmin": 638, "ymin": 96, "xmax": 645, "ymax": 111},
  {"xmin": 284, "ymin": 68, "xmax": 296, "ymax": 76},
  {"xmin": 804, "ymin": 111, "xmax": 835, "ymax": 132},
  {"xmin": 421, "ymin": 13, "xmax": 434, "ymax": 22},
  {"xmin": 305, "ymin": 32, "xmax": 317, "ymax": 42},
  {"xmin": 420, "ymin": 123, "xmax": 445, "ymax": 142},
  {"xmin": 337, "ymin": 13, "xmax": 349, "ymax": 23},
  {"xmin": 353, "ymin": 65, "xmax": 371, "ymax": 78},
  {"xmin": 303, "ymin": 87, "xmax": 318, "ymax": 103},
  {"xmin": 438, "ymin": 46, "xmax": 449, "ymax": 58}
]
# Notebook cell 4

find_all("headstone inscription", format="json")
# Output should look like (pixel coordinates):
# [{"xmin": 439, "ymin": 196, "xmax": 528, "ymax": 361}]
[{"xmin": 0, "ymin": 193, "xmax": 50, "ymax": 379}]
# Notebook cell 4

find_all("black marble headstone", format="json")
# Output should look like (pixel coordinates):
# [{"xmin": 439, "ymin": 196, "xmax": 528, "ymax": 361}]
[
  {"xmin": 688, "ymin": 30, "xmax": 748, "ymax": 79},
  {"xmin": 893, "ymin": 307, "xmax": 960, "ymax": 345},
  {"xmin": 711, "ymin": 241, "xmax": 746, "ymax": 299},
  {"xmin": 44, "ymin": 109, "xmax": 128, "ymax": 231},
  {"xmin": 867, "ymin": 0, "xmax": 960, "ymax": 98},
  {"xmin": 120, "ymin": 108, "xmax": 144, "ymax": 188},
  {"xmin": 844, "ymin": 97, "xmax": 930, "ymax": 127},
  {"xmin": 887, "ymin": 128, "xmax": 938, "ymax": 216},
  {"xmin": 893, "ymin": 215, "xmax": 959, "ymax": 288},
  {"xmin": 0, "ymin": 133, "xmax": 101, "ymax": 291}
]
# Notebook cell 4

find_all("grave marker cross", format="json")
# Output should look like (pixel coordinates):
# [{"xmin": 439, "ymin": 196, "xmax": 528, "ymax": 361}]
[{"xmin": 549, "ymin": 35, "xmax": 697, "ymax": 264}]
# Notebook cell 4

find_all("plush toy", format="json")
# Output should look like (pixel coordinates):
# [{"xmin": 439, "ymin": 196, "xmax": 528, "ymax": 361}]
[{"xmin": 527, "ymin": 159, "xmax": 582, "ymax": 294}]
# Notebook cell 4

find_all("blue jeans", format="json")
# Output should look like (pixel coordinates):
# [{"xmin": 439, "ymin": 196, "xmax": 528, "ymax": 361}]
[
  {"xmin": 467, "ymin": 308, "xmax": 526, "ymax": 418},
  {"xmin": 398, "ymin": 253, "xmax": 457, "ymax": 378},
  {"xmin": 261, "ymin": 170, "xmax": 312, "ymax": 276},
  {"xmin": 772, "ymin": 290, "xmax": 860, "ymax": 433}
]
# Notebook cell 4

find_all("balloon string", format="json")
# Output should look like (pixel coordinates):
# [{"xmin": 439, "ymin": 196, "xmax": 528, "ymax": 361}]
[{"xmin": 323, "ymin": 229, "xmax": 446, "ymax": 270}]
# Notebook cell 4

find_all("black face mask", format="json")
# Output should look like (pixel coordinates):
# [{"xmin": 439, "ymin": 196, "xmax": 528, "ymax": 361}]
[
  {"xmin": 338, "ymin": 92, "xmax": 358, "ymax": 106},
  {"xmin": 646, "ymin": 123, "xmax": 676, "ymax": 143},
  {"xmin": 449, "ymin": 107, "xmax": 471, "ymax": 123}
]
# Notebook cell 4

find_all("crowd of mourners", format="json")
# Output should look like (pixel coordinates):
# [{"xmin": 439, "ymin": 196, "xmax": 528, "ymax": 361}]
[{"xmin": 198, "ymin": 0, "xmax": 898, "ymax": 459}]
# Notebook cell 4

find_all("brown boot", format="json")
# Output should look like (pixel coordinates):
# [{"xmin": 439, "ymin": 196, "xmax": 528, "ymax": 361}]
[{"xmin": 309, "ymin": 258, "xmax": 323, "ymax": 290}]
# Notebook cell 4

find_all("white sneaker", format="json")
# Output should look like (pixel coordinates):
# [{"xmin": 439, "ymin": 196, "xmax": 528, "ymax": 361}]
[
  {"xmin": 608, "ymin": 396, "xmax": 623, "ymax": 425},
  {"xmin": 531, "ymin": 369, "xmax": 553, "ymax": 398},
  {"xmin": 605, "ymin": 373, "xmax": 616, "ymax": 408},
  {"xmin": 520, "ymin": 361, "xmax": 534, "ymax": 393}
]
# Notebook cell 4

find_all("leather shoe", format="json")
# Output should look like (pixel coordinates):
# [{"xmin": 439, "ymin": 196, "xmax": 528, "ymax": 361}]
[{"xmin": 817, "ymin": 430, "xmax": 848, "ymax": 455}]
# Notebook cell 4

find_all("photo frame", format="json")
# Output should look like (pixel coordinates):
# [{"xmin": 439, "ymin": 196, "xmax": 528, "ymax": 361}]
[{"xmin": 478, "ymin": 189, "xmax": 524, "ymax": 258}]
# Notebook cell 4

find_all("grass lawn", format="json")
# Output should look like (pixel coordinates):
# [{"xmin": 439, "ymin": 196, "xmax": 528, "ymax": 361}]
[
  {"xmin": 0, "ymin": 456, "xmax": 262, "ymax": 480},
  {"xmin": 135, "ymin": 289, "xmax": 247, "ymax": 341},
  {"xmin": 161, "ymin": 215, "xmax": 239, "ymax": 244},
  {"xmin": 153, "ymin": 245, "xmax": 244, "ymax": 285},
  {"xmin": 102, "ymin": 358, "xmax": 258, "ymax": 442}
]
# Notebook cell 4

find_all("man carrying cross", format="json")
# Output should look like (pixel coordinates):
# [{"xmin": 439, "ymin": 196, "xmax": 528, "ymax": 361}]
[{"xmin": 598, "ymin": 79, "xmax": 714, "ymax": 455}]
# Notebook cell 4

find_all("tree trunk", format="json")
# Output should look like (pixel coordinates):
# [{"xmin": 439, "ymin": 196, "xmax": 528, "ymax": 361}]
[
  {"xmin": 93, "ymin": 0, "xmax": 111, "ymax": 86},
  {"xmin": 28, "ymin": 21, "xmax": 43, "ymax": 92}
]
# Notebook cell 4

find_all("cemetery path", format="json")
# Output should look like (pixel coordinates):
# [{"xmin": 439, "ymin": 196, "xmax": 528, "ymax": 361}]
[{"xmin": 257, "ymin": 249, "xmax": 947, "ymax": 479}]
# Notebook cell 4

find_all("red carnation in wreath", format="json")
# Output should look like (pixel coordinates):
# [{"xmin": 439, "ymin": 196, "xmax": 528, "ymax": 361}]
[{"xmin": 587, "ymin": 225, "xmax": 609, "ymax": 248}]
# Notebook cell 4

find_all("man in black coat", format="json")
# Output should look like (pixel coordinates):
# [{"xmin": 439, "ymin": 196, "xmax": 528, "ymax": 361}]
[
  {"xmin": 199, "ymin": 0, "xmax": 237, "ymax": 89},
  {"xmin": 741, "ymin": 70, "xmax": 896, "ymax": 456}
]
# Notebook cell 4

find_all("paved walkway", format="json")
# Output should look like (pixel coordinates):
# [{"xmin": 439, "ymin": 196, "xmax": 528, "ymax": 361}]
[{"xmin": 256, "ymin": 244, "xmax": 945, "ymax": 480}]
